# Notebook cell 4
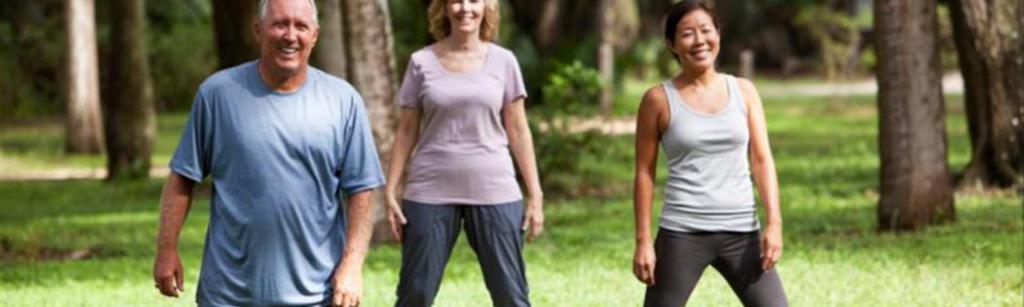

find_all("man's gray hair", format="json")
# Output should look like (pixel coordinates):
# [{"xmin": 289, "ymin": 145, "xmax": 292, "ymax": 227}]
[{"xmin": 258, "ymin": 0, "xmax": 319, "ymax": 26}]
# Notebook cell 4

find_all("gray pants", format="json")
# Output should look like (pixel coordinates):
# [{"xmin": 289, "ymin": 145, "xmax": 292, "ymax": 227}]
[
  {"xmin": 644, "ymin": 229, "xmax": 789, "ymax": 307},
  {"xmin": 395, "ymin": 200, "xmax": 530, "ymax": 307}
]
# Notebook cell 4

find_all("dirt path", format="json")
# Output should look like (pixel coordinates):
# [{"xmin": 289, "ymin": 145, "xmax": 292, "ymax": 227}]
[
  {"xmin": 759, "ymin": 72, "xmax": 963, "ymax": 97},
  {"xmin": 565, "ymin": 73, "xmax": 965, "ymax": 136}
]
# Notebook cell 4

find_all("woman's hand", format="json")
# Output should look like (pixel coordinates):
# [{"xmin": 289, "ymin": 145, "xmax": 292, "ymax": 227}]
[
  {"xmin": 384, "ymin": 191, "xmax": 407, "ymax": 242},
  {"xmin": 761, "ymin": 223, "xmax": 783, "ymax": 270},
  {"xmin": 521, "ymin": 197, "xmax": 544, "ymax": 242},
  {"xmin": 633, "ymin": 243, "xmax": 657, "ymax": 286}
]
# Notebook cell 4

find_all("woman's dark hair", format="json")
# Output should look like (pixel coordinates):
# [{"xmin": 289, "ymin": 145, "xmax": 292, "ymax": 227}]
[{"xmin": 663, "ymin": 0, "xmax": 720, "ymax": 44}]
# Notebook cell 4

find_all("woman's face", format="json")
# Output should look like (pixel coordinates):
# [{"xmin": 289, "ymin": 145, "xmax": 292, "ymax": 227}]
[
  {"xmin": 447, "ymin": 0, "xmax": 486, "ymax": 37},
  {"xmin": 669, "ymin": 9, "xmax": 719, "ymax": 72}
]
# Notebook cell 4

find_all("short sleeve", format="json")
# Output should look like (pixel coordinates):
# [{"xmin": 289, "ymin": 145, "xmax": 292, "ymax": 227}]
[
  {"xmin": 503, "ymin": 54, "xmax": 528, "ymax": 104},
  {"xmin": 337, "ymin": 93, "xmax": 386, "ymax": 194},
  {"xmin": 395, "ymin": 59, "xmax": 424, "ymax": 108},
  {"xmin": 169, "ymin": 90, "xmax": 213, "ymax": 183}
]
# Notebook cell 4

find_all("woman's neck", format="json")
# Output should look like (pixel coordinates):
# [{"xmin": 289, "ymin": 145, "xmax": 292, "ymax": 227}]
[
  {"xmin": 677, "ymin": 66, "xmax": 718, "ymax": 88},
  {"xmin": 443, "ymin": 31, "xmax": 483, "ymax": 52}
]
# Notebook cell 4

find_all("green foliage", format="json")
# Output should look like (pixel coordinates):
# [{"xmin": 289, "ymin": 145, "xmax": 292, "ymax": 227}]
[
  {"xmin": 530, "ymin": 61, "xmax": 616, "ymax": 196},
  {"xmin": 0, "ymin": 1, "xmax": 65, "ymax": 120},
  {"xmin": 136, "ymin": 0, "xmax": 215, "ymax": 111},
  {"xmin": 793, "ymin": 5, "xmax": 870, "ymax": 80},
  {"xmin": 146, "ymin": 20, "xmax": 216, "ymax": 111},
  {"xmin": 0, "ymin": 0, "xmax": 215, "ymax": 120},
  {"xmin": 538, "ymin": 61, "xmax": 604, "ymax": 121},
  {"xmin": 388, "ymin": 0, "xmax": 431, "ymax": 75}
]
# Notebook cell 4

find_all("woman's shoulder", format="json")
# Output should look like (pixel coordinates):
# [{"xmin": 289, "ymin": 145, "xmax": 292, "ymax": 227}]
[
  {"xmin": 408, "ymin": 45, "xmax": 438, "ymax": 65},
  {"xmin": 486, "ymin": 43, "xmax": 520, "ymax": 63},
  {"xmin": 640, "ymin": 83, "xmax": 670, "ymax": 110},
  {"xmin": 727, "ymin": 75, "xmax": 761, "ymax": 105},
  {"xmin": 724, "ymin": 74, "xmax": 757, "ymax": 95}
]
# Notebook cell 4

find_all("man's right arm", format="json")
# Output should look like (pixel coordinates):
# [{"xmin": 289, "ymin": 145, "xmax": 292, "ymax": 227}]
[{"xmin": 153, "ymin": 172, "xmax": 196, "ymax": 297}]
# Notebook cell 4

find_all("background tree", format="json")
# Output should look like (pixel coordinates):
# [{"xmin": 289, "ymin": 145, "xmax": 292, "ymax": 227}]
[
  {"xmin": 343, "ymin": 0, "xmax": 399, "ymax": 242},
  {"xmin": 0, "ymin": 1, "xmax": 64, "ymax": 120},
  {"xmin": 873, "ymin": 0, "xmax": 955, "ymax": 231},
  {"xmin": 312, "ymin": 0, "xmax": 347, "ymax": 78},
  {"xmin": 212, "ymin": 0, "xmax": 258, "ymax": 69},
  {"xmin": 597, "ymin": 0, "xmax": 638, "ymax": 115},
  {"xmin": 947, "ymin": 0, "xmax": 1024, "ymax": 189},
  {"xmin": 103, "ymin": 0, "xmax": 155, "ymax": 180},
  {"xmin": 506, "ymin": 0, "xmax": 638, "ymax": 107},
  {"xmin": 64, "ymin": 0, "xmax": 104, "ymax": 154}
]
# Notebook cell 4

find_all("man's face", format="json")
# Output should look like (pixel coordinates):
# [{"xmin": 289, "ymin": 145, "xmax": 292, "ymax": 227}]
[{"xmin": 255, "ymin": 0, "xmax": 318, "ymax": 77}]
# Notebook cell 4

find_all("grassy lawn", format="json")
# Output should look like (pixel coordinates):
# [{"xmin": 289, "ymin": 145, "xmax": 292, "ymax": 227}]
[
  {"xmin": 0, "ymin": 91, "xmax": 1020, "ymax": 306},
  {"xmin": 0, "ymin": 113, "xmax": 188, "ymax": 172}
]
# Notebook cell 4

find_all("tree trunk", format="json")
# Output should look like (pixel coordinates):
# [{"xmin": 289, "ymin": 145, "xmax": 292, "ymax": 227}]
[
  {"xmin": 597, "ymin": 0, "xmax": 615, "ymax": 116},
  {"xmin": 948, "ymin": 0, "xmax": 1024, "ymax": 189},
  {"xmin": 64, "ymin": 0, "xmax": 104, "ymax": 154},
  {"xmin": 212, "ymin": 0, "xmax": 259, "ymax": 69},
  {"xmin": 874, "ymin": 0, "xmax": 955, "ymax": 231},
  {"xmin": 313, "ymin": 0, "xmax": 348, "ymax": 79},
  {"xmin": 344, "ymin": 0, "xmax": 398, "ymax": 243},
  {"xmin": 104, "ymin": 0, "xmax": 155, "ymax": 180}
]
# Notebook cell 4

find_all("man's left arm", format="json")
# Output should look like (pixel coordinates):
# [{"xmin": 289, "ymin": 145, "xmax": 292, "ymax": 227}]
[
  {"xmin": 331, "ymin": 91, "xmax": 385, "ymax": 307},
  {"xmin": 331, "ymin": 189, "xmax": 374, "ymax": 307}
]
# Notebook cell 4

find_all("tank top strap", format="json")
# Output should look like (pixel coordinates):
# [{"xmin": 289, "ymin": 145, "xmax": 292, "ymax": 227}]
[
  {"xmin": 724, "ymin": 74, "xmax": 747, "ymax": 116},
  {"xmin": 661, "ymin": 80, "xmax": 683, "ymax": 119}
]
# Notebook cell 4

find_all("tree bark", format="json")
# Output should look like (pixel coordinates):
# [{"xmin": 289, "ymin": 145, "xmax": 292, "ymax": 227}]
[
  {"xmin": 344, "ymin": 0, "xmax": 398, "ymax": 243},
  {"xmin": 64, "ymin": 0, "xmax": 104, "ymax": 154},
  {"xmin": 948, "ymin": 0, "xmax": 1024, "ymax": 189},
  {"xmin": 313, "ymin": 0, "xmax": 348, "ymax": 79},
  {"xmin": 104, "ymin": 0, "xmax": 155, "ymax": 180},
  {"xmin": 874, "ymin": 0, "xmax": 955, "ymax": 231},
  {"xmin": 597, "ymin": 0, "xmax": 615, "ymax": 116},
  {"xmin": 212, "ymin": 0, "xmax": 259, "ymax": 69}
]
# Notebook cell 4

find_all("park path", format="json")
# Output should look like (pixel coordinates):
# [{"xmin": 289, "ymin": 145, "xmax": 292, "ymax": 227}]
[
  {"xmin": 0, "ymin": 156, "xmax": 170, "ymax": 180},
  {"xmin": 0, "ymin": 73, "xmax": 964, "ymax": 181},
  {"xmin": 565, "ymin": 72, "xmax": 965, "ymax": 136}
]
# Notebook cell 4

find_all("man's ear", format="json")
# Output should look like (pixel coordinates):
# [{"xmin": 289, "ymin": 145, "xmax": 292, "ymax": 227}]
[{"xmin": 253, "ymin": 20, "xmax": 262, "ymax": 43}]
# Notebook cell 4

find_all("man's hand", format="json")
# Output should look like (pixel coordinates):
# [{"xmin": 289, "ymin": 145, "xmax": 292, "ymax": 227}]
[
  {"xmin": 521, "ymin": 198, "xmax": 544, "ymax": 242},
  {"xmin": 331, "ymin": 263, "xmax": 363, "ymax": 307},
  {"xmin": 332, "ymin": 189, "xmax": 373, "ymax": 307},
  {"xmin": 153, "ymin": 248, "xmax": 184, "ymax": 297},
  {"xmin": 384, "ymin": 191, "xmax": 407, "ymax": 242}
]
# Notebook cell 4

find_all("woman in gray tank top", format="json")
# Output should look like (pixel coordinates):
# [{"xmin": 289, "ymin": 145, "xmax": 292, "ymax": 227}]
[{"xmin": 632, "ymin": 1, "xmax": 788, "ymax": 306}]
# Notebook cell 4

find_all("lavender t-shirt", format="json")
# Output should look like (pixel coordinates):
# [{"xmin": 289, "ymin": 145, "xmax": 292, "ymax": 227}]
[{"xmin": 395, "ymin": 43, "xmax": 527, "ymax": 204}]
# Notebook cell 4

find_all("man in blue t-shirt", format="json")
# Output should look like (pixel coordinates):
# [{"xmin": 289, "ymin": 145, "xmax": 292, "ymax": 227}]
[{"xmin": 152, "ymin": 0, "xmax": 384, "ymax": 306}]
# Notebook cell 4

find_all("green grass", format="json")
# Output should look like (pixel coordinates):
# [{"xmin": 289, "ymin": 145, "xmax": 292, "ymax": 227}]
[
  {"xmin": 0, "ymin": 113, "xmax": 187, "ymax": 171},
  {"xmin": 0, "ymin": 91, "xmax": 1020, "ymax": 306}
]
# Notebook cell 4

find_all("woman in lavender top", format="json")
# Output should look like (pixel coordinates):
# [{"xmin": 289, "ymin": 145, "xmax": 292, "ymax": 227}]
[{"xmin": 384, "ymin": 0, "xmax": 543, "ymax": 306}]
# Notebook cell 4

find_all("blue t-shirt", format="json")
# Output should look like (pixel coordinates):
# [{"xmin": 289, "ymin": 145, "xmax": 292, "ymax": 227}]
[{"xmin": 170, "ymin": 61, "xmax": 385, "ymax": 306}]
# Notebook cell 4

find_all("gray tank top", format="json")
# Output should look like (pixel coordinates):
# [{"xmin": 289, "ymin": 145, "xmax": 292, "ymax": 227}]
[{"xmin": 659, "ymin": 74, "xmax": 760, "ymax": 233}]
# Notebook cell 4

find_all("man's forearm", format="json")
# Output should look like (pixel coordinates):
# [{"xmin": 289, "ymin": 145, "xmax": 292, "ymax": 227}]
[
  {"xmin": 341, "ymin": 190, "xmax": 375, "ymax": 261},
  {"xmin": 157, "ymin": 173, "xmax": 196, "ymax": 251}
]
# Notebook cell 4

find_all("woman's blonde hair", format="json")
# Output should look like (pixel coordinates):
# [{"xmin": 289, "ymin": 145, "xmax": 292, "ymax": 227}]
[{"xmin": 427, "ymin": 0, "xmax": 500, "ymax": 41}]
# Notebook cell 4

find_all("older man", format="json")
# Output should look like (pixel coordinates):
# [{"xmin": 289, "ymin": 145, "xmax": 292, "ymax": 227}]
[{"xmin": 152, "ymin": 0, "xmax": 383, "ymax": 306}]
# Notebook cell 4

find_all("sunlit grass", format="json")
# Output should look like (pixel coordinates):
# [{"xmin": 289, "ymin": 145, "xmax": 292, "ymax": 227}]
[{"xmin": 0, "ymin": 90, "xmax": 1019, "ymax": 306}]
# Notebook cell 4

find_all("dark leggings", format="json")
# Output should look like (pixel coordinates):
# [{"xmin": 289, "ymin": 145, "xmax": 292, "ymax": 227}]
[
  {"xmin": 643, "ymin": 229, "xmax": 789, "ymax": 307},
  {"xmin": 394, "ymin": 200, "xmax": 530, "ymax": 307}
]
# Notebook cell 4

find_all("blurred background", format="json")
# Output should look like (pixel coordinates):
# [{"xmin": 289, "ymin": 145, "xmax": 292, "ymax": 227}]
[{"xmin": 0, "ymin": 0, "xmax": 1020, "ymax": 306}]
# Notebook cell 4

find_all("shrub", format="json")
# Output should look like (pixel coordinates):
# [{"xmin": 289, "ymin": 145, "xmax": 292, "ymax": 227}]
[{"xmin": 529, "ymin": 61, "xmax": 627, "ymax": 196}]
